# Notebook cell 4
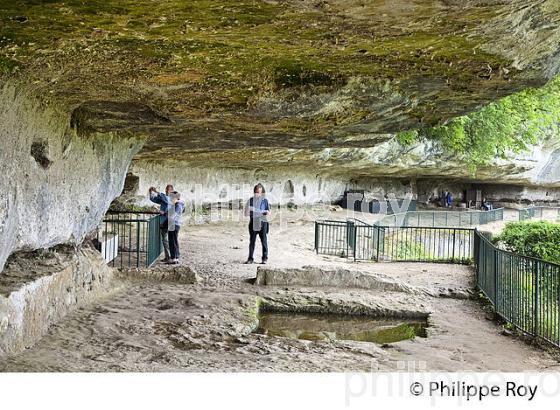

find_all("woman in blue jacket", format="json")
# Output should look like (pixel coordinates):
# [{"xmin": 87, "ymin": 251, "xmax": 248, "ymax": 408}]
[{"xmin": 244, "ymin": 183, "xmax": 271, "ymax": 264}]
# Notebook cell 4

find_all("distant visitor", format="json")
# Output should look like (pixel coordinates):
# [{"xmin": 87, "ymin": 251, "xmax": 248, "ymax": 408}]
[
  {"xmin": 445, "ymin": 191, "xmax": 453, "ymax": 208},
  {"xmin": 482, "ymin": 198, "xmax": 494, "ymax": 211}
]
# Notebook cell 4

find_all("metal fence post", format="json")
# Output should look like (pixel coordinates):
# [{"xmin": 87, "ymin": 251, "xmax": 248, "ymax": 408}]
[
  {"xmin": 353, "ymin": 223, "xmax": 358, "ymax": 261},
  {"xmin": 452, "ymin": 229, "xmax": 456, "ymax": 261},
  {"xmin": 136, "ymin": 220, "xmax": 141, "ymax": 268},
  {"xmin": 375, "ymin": 226, "xmax": 380, "ymax": 261},
  {"xmin": 534, "ymin": 261, "xmax": 540, "ymax": 337},
  {"xmin": 493, "ymin": 248, "xmax": 498, "ymax": 305},
  {"xmin": 473, "ymin": 230, "xmax": 479, "ymax": 279},
  {"xmin": 314, "ymin": 221, "xmax": 319, "ymax": 253}
]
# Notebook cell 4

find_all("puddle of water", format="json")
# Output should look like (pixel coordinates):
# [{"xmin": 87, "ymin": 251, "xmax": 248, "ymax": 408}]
[{"xmin": 255, "ymin": 312, "xmax": 428, "ymax": 344}]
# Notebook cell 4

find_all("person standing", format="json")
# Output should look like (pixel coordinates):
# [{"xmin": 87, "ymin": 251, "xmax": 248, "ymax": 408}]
[
  {"xmin": 149, "ymin": 184, "xmax": 173, "ymax": 262},
  {"xmin": 482, "ymin": 198, "xmax": 493, "ymax": 211},
  {"xmin": 167, "ymin": 191, "xmax": 185, "ymax": 265},
  {"xmin": 447, "ymin": 192, "xmax": 453, "ymax": 208},
  {"xmin": 244, "ymin": 183, "xmax": 271, "ymax": 264}
]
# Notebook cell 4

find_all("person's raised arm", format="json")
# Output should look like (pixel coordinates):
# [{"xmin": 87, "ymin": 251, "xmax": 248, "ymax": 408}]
[{"xmin": 148, "ymin": 187, "xmax": 162, "ymax": 204}]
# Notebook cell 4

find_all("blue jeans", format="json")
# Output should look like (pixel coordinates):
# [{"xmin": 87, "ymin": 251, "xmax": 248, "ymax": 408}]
[{"xmin": 248, "ymin": 222, "xmax": 268, "ymax": 261}]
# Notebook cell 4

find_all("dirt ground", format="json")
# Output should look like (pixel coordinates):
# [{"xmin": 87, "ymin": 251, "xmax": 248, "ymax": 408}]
[{"xmin": 1, "ymin": 207, "xmax": 559, "ymax": 372}]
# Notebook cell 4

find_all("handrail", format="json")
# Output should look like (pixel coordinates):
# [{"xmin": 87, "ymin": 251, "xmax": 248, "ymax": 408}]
[{"xmin": 106, "ymin": 210, "xmax": 160, "ymax": 215}]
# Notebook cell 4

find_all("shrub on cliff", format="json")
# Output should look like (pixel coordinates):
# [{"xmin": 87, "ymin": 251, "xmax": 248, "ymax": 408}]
[
  {"xmin": 397, "ymin": 75, "xmax": 560, "ymax": 173},
  {"xmin": 495, "ymin": 221, "xmax": 560, "ymax": 264}
]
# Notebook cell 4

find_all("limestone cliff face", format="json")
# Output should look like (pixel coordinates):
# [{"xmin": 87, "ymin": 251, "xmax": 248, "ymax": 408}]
[
  {"xmin": 0, "ymin": 85, "xmax": 145, "ymax": 273},
  {"xmin": 129, "ymin": 135, "xmax": 560, "ymax": 207}
]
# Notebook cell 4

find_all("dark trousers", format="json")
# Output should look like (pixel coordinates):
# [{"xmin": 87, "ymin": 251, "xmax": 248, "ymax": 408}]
[
  {"xmin": 248, "ymin": 222, "xmax": 268, "ymax": 261},
  {"xmin": 160, "ymin": 225, "xmax": 170, "ymax": 259},
  {"xmin": 168, "ymin": 226, "xmax": 181, "ymax": 260}
]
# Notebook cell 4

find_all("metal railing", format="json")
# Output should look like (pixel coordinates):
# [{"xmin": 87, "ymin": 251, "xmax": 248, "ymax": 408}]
[
  {"xmin": 474, "ymin": 230, "xmax": 560, "ymax": 347},
  {"xmin": 314, "ymin": 214, "xmax": 560, "ymax": 348},
  {"xmin": 314, "ymin": 220, "xmax": 354, "ymax": 258},
  {"xmin": 376, "ymin": 226, "xmax": 473, "ymax": 263},
  {"xmin": 376, "ymin": 208, "xmax": 505, "ymax": 227},
  {"xmin": 315, "ymin": 219, "xmax": 473, "ymax": 263},
  {"xmin": 96, "ymin": 211, "xmax": 162, "ymax": 269},
  {"xmin": 519, "ymin": 206, "xmax": 560, "ymax": 221}
]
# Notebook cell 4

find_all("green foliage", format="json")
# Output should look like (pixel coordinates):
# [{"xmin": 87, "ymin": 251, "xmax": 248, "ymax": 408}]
[
  {"xmin": 496, "ymin": 221, "xmax": 560, "ymax": 264},
  {"xmin": 394, "ymin": 239, "xmax": 431, "ymax": 260},
  {"xmin": 397, "ymin": 76, "xmax": 560, "ymax": 172},
  {"xmin": 396, "ymin": 129, "xmax": 418, "ymax": 146},
  {"xmin": 503, "ymin": 322, "xmax": 515, "ymax": 331},
  {"xmin": 478, "ymin": 291, "xmax": 488, "ymax": 301}
]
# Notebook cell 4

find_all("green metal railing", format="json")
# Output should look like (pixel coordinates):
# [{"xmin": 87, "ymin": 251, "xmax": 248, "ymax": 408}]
[
  {"xmin": 314, "ymin": 220, "xmax": 354, "ymax": 258},
  {"xmin": 375, "ymin": 226, "xmax": 473, "ymax": 263},
  {"xmin": 519, "ymin": 206, "xmax": 560, "ymax": 221},
  {"xmin": 96, "ymin": 211, "xmax": 162, "ymax": 269},
  {"xmin": 474, "ymin": 230, "xmax": 560, "ymax": 347},
  {"xmin": 376, "ymin": 208, "xmax": 505, "ymax": 227},
  {"xmin": 314, "ymin": 213, "xmax": 560, "ymax": 348},
  {"xmin": 316, "ymin": 219, "xmax": 473, "ymax": 263}
]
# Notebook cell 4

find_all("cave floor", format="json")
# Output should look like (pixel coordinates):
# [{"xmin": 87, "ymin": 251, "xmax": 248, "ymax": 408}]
[{"xmin": 1, "ymin": 208, "xmax": 559, "ymax": 372}]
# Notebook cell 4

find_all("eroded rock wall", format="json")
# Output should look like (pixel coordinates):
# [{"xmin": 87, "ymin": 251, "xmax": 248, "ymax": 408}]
[
  {"xmin": 129, "ymin": 160, "xmax": 420, "ymax": 206},
  {"xmin": 0, "ymin": 85, "xmax": 145, "ymax": 273},
  {"xmin": 129, "ymin": 134, "xmax": 560, "ymax": 207},
  {"xmin": 0, "ymin": 246, "xmax": 113, "ymax": 357}
]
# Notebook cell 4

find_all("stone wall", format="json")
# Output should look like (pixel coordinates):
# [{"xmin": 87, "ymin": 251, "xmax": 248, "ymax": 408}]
[
  {"xmin": 130, "ymin": 161, "xmax": 349, "ymax": 205},
  {"xmin": 0, "ymin": 246, "xmax": 113, "ymax": 357}
]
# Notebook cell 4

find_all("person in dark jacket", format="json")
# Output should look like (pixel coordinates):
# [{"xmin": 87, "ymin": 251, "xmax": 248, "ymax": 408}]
[
  {"xmin": 482, "ymin": 198, "xmax": 494, "ymax": 211},
  {"xmin": 244, "ymin": 183, "xmax": 271, "ymax": 264},
  {"xmin": 149, "ymin": 184, "xmax": 173, "ymax": 262}
]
